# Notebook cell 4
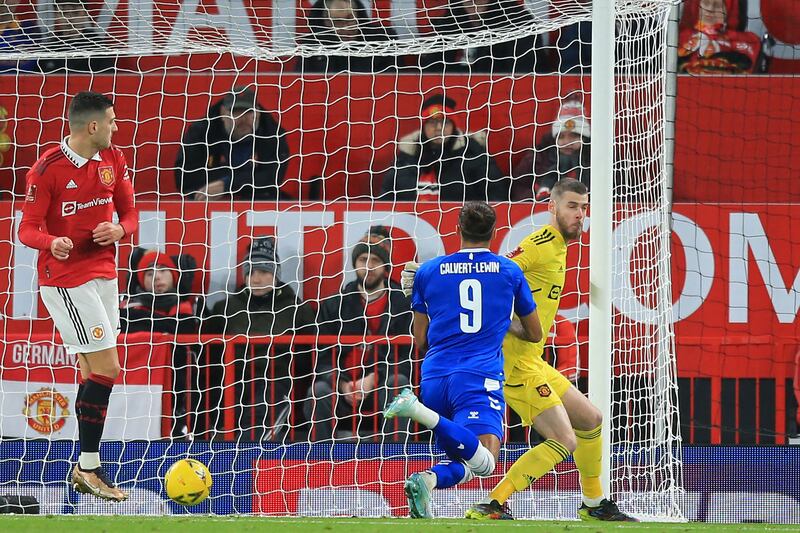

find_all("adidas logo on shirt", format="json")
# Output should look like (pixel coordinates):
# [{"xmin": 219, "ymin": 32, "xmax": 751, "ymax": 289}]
[{"xmin": 66, "ymin": 179, "xmax": 78, "ymax": 189}]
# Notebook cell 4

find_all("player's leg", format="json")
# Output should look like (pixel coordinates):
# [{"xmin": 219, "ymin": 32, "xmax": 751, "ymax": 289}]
[
  {"xmin": 40, "ymin": 279, "xmax": 127, "ymax": 501},
  {"xmin": 375, "ymin": 373, "xmax": 411, "ymax": 439},
  {"xmin": 446, "ymin": 376, "xmax": 505, "ymax": 480},
  {"xmin": 385, "ymin": 382, "xmax": 486, "ymax": 463},
  {"xmin": 40, "ymin": 283, "xmax": 98, "ymax": 440},
  {"xmin": 385, "ymin": 375, "xmax": 498, "ymax": 518},
  {"xmin": 560, "ymin": 384, "xmax": 637, "ymax": 521},
  {"xmin": 77, "ymin": 355, "xmax": 92, "ymax": 378},
  {"xmin": 73, "ymin": 280, "xmax": 128, "ymax": 501},
  {"xmin": 466, "ymin": 373, "xmax": 574, "ymax": 520},
  {"xmin": 412, "ymin": 374, "xmax": 505, "ymax": 515},
  {"xmin": 385, "ymin": 375, "xmax": 500, "ymax": 476},
  {"xmin": 466, "ymin": 398, "xmax": 574, "ymax": 520},
  {"xmin": 75, "ymin": 355, "xmax": 92, "ymax": 432},
  {"xmin": 72, "ymin": 345, "xmax": 128, "ymax": 501},
  {"xmin": 76, "ymin": 345, "xmax": 120, "ymax": 465},
  {"xmin": 72, "ymin": 277, "xmax": 118, "ymax": 448},
  {"xmin": 77, "ymin": 279, "xmax": 122, "ymax": 473},
  {"xmin": 559, "ymin": 385, "xmax": 603, "ymax": 504},
  {"xmin": 420, "ymin": 430, "xmax": 500, "ymax": 493},
  {"xmin": 385, "ymin": 379, "xmax": 459, "ymax": 518}
]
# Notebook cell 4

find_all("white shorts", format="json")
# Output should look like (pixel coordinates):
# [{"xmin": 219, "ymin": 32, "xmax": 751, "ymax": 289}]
[{"xmin": 40, "ymin": 278, "xmax": 120, "ymax": 355}]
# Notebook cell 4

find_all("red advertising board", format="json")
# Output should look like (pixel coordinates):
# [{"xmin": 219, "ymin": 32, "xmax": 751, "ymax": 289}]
[
  {"xmin": 1, "ymin": 200, "xmax": 798, "ymax": 441},
  {"xmin": 0, "ymin": 334, "xmax": 173, "ymax": 439},
  {"xmin": 0, "ymin": 202, "xmax": 800, "ymax": 354},
  {"xmin": 253, "ymin": 458, "xmax": 580, "ymax": 517},
  {"xmin": 2, "ymin": 200, "xmax": 797, "ymax": 357}
]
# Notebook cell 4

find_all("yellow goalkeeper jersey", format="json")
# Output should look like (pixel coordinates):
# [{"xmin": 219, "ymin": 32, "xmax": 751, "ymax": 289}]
[{"xmin": 503, "ymin": 224, "xmax": 567, "ymax": 384}]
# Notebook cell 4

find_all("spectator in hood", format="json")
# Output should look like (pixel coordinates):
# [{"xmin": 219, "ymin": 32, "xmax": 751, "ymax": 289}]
[
  {"xmin": 381, "ymin": 94, "xmax": 508, "ymax": 202},
  {"xmin": 120, "ymin": 248, "xmax": 202, "ymax": 438},
  {"xmin": 304, "ymin": 230, "xmax": 412, "ymax": 441},
  {"xmin": 206, "ymin": 236, "xmax": 316, "ymax": 441},
  {"xmin": 512, "ymin": 97, "xmax": 591, "ymax": 201},
  {"xmin": 175, "ymin": 86, "xmax": 290, "ymax": 201},
  {"xmin": 120, "ymin": 249, "xmax": 200, "ymax": 335}
]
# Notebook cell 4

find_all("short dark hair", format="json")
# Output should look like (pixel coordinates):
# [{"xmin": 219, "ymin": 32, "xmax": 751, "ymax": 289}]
[
  {"xmin": 551, "ymin": 178, "xmax": 588, "ymax": 199},
  {"xmin": 68, "ymin": 91, "xmax": 114, "ymax": 127},
  {"xmin": 459, "ymin": 201, "xmax": 497, "ymax": 243}
]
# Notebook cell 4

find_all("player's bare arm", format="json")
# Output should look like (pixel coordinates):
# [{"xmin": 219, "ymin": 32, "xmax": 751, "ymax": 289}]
[
  {"xmin": 509, "ymin": 310, "xmax": 543, "ymax": 343},
  {"xmin": 412, "ymin": 311, "xmax": 429, "ymax": 352}
]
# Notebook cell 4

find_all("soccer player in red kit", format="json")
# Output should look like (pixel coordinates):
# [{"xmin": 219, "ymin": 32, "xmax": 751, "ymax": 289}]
[{"xmin": 18, "ymin": 92, "xmax": 138, "ymax": 502}]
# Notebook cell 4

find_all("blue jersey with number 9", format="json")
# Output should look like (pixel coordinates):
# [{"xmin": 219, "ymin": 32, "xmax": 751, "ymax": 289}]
[{"xmin": 411, "ymin": 248, "xmax": 537, "ymax": 381}]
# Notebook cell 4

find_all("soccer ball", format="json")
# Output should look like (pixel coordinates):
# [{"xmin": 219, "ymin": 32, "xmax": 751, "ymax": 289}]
[{"xmin": 164, "ymin": 458, "xmax": 212, "ymax": 505}]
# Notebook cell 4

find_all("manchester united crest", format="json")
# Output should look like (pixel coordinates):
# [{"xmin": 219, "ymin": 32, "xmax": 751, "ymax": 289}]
[
  {"xmin": 22, "ymin": 387, "xmax": 70, "ymax": 434},
  {"xmin": 90, "ymin": 324, "xmax": 105, "ymax": 341},
  {"xmin": 98, "ymin": 166, "xmax": 115, "ymax": 186},
  {"xmin": 536, "ymin": 384, "xmax": 552, "ymax": 398}
]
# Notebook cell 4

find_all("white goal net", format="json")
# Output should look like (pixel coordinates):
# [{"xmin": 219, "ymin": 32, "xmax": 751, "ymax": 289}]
[{"xmin": 0, "ymin": 0, "xmax": 681, "ymax": 520}]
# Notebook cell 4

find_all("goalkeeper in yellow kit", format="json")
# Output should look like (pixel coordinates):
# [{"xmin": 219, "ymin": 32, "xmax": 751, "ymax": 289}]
[
  {"xmin": 465, "ymin": 179, "xmax": 635, "ymax": 521},
  {"xmin": 403, "ymin": 179, "xmax": 636, "ymax": 521}
]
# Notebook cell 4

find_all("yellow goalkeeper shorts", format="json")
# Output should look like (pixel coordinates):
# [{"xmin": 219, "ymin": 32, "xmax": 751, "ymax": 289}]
[{"xmin": 504, "ymin": 359, "xmax": 574, "ymax": 427}]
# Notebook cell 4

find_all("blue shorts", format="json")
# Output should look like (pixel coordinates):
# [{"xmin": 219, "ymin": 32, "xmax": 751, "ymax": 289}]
[{"xmin": 420, "ymin": 372, "xmax": 505, "ymax": 441}]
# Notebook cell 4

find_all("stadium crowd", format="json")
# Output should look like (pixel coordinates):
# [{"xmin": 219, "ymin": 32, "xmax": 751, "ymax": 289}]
[{"xmin": 0, "ymin": 0, "xmax": 783, "ymax": 76}]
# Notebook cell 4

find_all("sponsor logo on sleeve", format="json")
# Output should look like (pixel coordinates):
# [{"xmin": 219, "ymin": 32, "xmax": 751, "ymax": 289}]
[{"xmin": 25, "ymin": 184, "xmax": 37, "ymax": 202}]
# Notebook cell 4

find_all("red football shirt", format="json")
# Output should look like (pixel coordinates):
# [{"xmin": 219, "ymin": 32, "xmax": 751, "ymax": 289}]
[{"xmin": 18, "ymin": 138, "xmax": 138, "ymax": 288}]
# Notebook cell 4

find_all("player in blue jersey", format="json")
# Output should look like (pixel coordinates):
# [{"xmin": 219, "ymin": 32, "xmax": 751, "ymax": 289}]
[{"xmin": 384, "ymin": 201, "xmax": 543, "ymax": 519}]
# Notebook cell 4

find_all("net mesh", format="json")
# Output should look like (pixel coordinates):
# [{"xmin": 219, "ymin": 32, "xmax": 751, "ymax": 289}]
[
  {"xmin": 610, "ymin": 5, "xmax": 682, "ymax": 519},
  {"xmin": 0, "ymin": 0, "xmax": 681, "ymax": 520}
]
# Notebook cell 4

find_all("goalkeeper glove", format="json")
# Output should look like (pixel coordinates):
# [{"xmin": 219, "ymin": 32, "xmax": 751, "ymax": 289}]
[{"xmin": 401, "ymin": 261, "xmax": 419, "ymax": 297}]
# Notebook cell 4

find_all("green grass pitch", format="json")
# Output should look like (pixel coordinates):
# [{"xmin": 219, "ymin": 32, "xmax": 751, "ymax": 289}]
[{"xmin": 0, "ymin": 516, "xmax": 797, "ymax": 532}]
